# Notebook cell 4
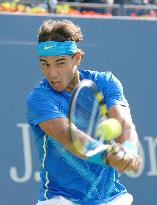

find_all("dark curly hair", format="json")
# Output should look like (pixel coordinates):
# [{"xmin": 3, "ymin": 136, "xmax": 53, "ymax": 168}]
[{"xmin": 38, "ymin": 19, "xmax": 83, "ymax": 43}]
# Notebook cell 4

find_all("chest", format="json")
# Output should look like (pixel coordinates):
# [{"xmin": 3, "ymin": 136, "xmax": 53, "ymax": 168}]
[{"xmin": 56, "ymin": 92, "xmax": 71, "ymax": 116}]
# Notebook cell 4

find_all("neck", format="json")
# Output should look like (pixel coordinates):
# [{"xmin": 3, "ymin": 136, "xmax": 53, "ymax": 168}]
[{"xmin": 65, "ymin": 69, "xmax": 80, "ymax": 93}]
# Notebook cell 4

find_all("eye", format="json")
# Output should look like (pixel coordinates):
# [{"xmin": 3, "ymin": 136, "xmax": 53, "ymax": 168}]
[
  {"xmin": 56, "ymin": 61, "xmax": 66, "ymax": 67},
  {"xmin": 41, "ymin": 62, "xmax": 49, "ymax": 67}
]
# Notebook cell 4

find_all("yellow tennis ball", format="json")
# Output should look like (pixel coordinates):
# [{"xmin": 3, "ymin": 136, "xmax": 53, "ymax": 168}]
[{"xmin": 96, "ymin": 118, "xmax": 122, "ymax": 141}]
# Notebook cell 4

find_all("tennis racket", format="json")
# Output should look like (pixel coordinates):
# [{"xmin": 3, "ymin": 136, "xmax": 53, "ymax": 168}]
[{"xmin": 69, "ymin": 79, "xmax": 122, "ymax": 158}]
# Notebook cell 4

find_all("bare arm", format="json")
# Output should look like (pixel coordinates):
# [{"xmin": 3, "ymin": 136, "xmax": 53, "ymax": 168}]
[
  {"xmin": 105, "ymin": 104, "xmax": 141, "ymax": 172},
  {"xmin": 39, "ymin": 118, "xmax": 87, "ymax": 159},
  {"xmin": 108, "ymin": 104, "xmax": 139, "ymax": 146},
  {"xmin": 39, "ymin": 118, "xmax": 110, "ymax": 159},
  {"xmin": 39, "ymin": 105, "xmax": 141, "ymax": 172}
]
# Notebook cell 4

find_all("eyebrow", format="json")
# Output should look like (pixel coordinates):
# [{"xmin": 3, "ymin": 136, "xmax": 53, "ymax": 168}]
[
  {"xmin": 40, "ymin": 59, "xmax": 47, "ymax": 62},
  {"xmin": 55, "ymin": 58, "xmax": 66, "ymax": 63},
  {"xmin": 40, "ymin": 57, "xmax": 67, "ymax": 63}
]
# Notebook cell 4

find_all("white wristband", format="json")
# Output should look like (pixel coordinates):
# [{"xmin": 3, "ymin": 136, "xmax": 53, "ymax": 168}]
[{"xmin": 122, "ymin": 141, "xmax": 138, "ymax": 155}]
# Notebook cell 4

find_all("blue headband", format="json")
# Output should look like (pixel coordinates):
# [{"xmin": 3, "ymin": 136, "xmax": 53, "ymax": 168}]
[{"xmin": 37, "ymin": 41, "xmax": 78, "ymax": 56}]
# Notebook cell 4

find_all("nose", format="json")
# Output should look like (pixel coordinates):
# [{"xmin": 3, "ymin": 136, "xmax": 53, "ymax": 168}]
[{"xmin": 47, "ymin": 66, "xmax": 58, "ymax": 80}]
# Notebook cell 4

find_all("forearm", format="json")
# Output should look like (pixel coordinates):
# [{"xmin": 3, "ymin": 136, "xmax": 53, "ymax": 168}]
[
  {"xmin": 39, "ymin": 118, "xmax": 87, "ymax": 159},
  {"xmin": 108, "ymin": 105, "xmax": 140, "ymax": 151},
  {"xmin": 66, "ymin": 142, "xmax": 87, "ymax": 159},
  {"xmin": 39, "ymin": 118, "xmax": 110, "ymax": 165},
  {"xmin": 116, "ymin": 121, "xmax": 139, "ymax": 146}
]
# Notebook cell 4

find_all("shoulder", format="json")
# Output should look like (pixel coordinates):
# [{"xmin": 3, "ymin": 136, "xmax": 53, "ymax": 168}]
[
  {"xmin": 79, "ymin": 69, "xmax": 113, "ymax": 82},
  {"xmin": 26, "ymin": 78, "xmax": 56, "ymax": 107},
  {"xmin": 79, "ymin": 69, "xmax": 121, "ymax": 90},
  {"xmin": 94, "ymin": 71, "xmax": 123, "ymax": 90},
  {"xmin": 80, "ymin": 69, "xmax": 114, "ymax": 80}
]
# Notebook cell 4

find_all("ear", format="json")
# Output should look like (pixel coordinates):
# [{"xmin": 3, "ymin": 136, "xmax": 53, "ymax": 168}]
[{"xmin": 74, "ymin": 51, "xmax": 82, "ymax": 66}]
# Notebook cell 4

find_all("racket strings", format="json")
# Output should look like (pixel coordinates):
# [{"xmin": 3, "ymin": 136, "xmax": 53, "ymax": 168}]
[{"xmin": 70, "ymin": 80, "xmax": 109, "ymax": 154}]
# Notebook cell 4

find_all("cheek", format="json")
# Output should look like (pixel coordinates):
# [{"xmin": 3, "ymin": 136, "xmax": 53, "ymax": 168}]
[
  {"xmin": 59, "ymin": 64, "xmax": 76, "ymax": 82},
  {"xmin": 66, "ymin": 68, "xmax": 75, "ymax": 80},
  {"xmin": 41, "ymin": 67, "xmax": 48, "ymax": 76}
]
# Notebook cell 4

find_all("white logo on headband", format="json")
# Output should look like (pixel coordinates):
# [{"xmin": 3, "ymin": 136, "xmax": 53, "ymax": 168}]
[{"xmin": 44, "ymin": 45, "xmax": 55, "ymax": 50}]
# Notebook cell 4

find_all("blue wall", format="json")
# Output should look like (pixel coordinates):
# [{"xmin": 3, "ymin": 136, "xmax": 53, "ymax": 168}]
[{"xmin": 0, "ymin": 13, "xmax": 157, "ymax": 205}]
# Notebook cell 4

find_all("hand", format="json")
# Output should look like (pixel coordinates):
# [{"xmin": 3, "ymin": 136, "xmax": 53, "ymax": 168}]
[{"xmin": 104, "ymin": 144, "xmax": 141, "ymax": 173}]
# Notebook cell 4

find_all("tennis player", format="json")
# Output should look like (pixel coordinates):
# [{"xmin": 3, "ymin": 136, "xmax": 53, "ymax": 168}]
[{"xmin": 27, "ymin": 19, "xmax": 141, "ymax": 205}]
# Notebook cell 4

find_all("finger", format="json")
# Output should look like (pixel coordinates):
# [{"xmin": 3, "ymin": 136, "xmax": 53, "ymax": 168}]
[
  {"xmin": 117, "ymin": 152, "xmax": 134, "ymax": 172},
  {"xmin": 105, "ymin": 149, "xmax": 123, "ymax": 162},
  {"xmin": 105, "ymin": 152, "xmax": 120, "ymax": 167},
  {"xmin": 136, "ymin": 157, "xmax": 142, "ymax": 171},
  {"xmin": 132, "ymin": 156, "xmax": 142, "ymax": 172},
  {"xmin": 106, "ymin": 149, "xmax": 137, "ymax": 173},
  {"xmin": 126, "ymin": 155, "xmax": 141, "ymax": 172},
  {"xmin": 105, "ymin": 150, "xmax": 126, "ymax": 168}
]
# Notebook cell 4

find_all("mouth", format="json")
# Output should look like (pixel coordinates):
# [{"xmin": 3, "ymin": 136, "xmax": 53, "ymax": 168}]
[{"xmin": 51, "ymin": 81, "xmax": 62, "ymax": 89}]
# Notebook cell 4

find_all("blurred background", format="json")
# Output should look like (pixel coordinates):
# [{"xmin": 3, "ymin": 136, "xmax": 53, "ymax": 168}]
[
  {"xmin": 1, "ymin": 0, "xmax": 157, "ymax": 17},
  {"xmin": 0, "ymin": 4, "xmax": 157, "ymax": 205}
]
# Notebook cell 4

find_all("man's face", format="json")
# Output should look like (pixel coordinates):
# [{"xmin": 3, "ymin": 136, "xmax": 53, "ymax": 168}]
[{"xmin": 39, "ymin": 55, "xmax": 80, "ymax": 92}]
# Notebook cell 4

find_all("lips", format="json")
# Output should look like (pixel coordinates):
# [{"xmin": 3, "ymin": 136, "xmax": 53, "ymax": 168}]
[
  {"xmin": 51, "ymin": 81, "xmax": 61, "ymax": 88},
  {"xmin": 53, "ymin": 81, "xmax": 60, "ymax": 84}
]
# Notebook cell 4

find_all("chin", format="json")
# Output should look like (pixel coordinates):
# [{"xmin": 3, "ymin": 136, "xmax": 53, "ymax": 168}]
[{"xmin": 53, "ymin": 87, "xmax": 64, "ymax": 92}]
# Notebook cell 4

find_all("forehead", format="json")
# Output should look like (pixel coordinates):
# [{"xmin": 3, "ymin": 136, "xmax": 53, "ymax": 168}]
[{"xmin": 39, "ymin": 55, "xmax": 71, "ymax": 62}]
